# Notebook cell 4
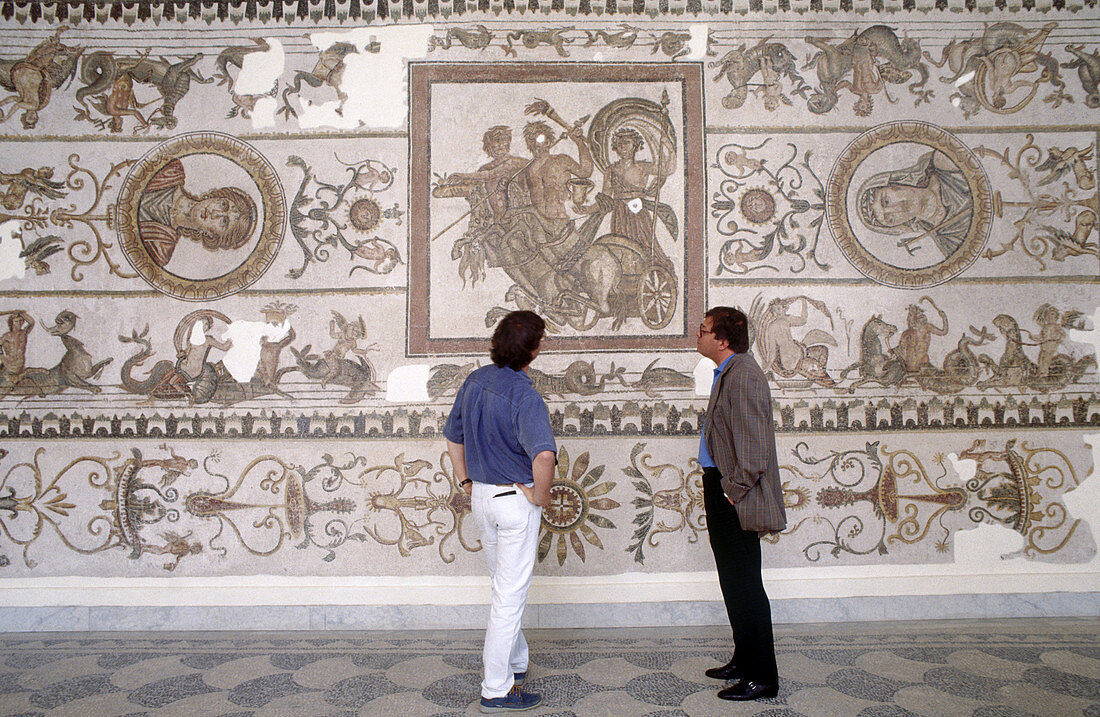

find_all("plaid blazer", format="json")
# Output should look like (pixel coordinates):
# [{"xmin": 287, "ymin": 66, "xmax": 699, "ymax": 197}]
[{"xmin": 703, "ymin": 351, "xmax": 787, "ymax": 533}]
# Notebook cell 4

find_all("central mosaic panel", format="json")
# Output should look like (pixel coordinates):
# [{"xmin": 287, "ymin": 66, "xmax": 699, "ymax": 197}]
[{"xmin": 409, "ymin": 62, "xmax": 705, "ymax": 354}]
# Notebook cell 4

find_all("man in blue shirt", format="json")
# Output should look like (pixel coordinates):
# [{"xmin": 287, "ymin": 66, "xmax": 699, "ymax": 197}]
[{"xmin": 444, "ymin": 310, "xmax": 556, "ymax": 713}]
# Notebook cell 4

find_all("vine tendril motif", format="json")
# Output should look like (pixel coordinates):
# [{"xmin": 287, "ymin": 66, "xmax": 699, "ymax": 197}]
[
  {"xmin": 286, "ymin": 155, "xmax": 403, "ymax": 280},
  {"xmin": 623, "ymin": 442, "xmax": 704, "ymax": 564},
  {"xmin": 712, "ymin": 140, "xmax": 828, "ymax": 275},
  {"xmin": 50, "ymin": 154, "xmax": 139, "ymax": 281},
  {"xmin": 975, "ymin": 136, "xmax": 1098, "ymax": 269}
]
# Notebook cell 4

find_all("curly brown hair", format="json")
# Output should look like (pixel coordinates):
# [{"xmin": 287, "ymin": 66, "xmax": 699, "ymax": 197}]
[{"xmin": 490, "ymin": 310, "xmax": 545, "ymax": 370}]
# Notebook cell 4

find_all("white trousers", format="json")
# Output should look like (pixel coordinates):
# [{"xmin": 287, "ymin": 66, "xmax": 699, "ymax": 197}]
[{"xmin": 472, "ymin": 482, "xmax": 542, "ymax": 699}]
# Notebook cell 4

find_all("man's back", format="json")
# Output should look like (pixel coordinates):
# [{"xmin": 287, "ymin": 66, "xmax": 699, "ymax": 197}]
[{"xmin": 446, "ymin": 364, "xmax": 555, "ymax": 487}]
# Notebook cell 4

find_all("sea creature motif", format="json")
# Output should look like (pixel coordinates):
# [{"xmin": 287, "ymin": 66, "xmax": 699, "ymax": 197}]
[
  {"xmin": 1063, "ymin": 44, "xmax": 1100, "ymax": 108},
  {"xmin": 804, "ymin": 24, "xmax": 930, "ymax": 116},
  {"xmin": 710, "ymin": 39, "xmax": 807, "ymax": 111},
  {"xmin": 503, "ymin": 27, "xmax": 574, "ymax": 58},
  {"xmin": 427, "ymin": 363, "xmax": 477, "ymax": 399},
  {"xmin": 429, "ymin": 25, "xmax": 494, "ymax": 52},
  {"xmin": 528, "ymin": 361, "xmax": 626, "ymax": 398},
  {"xmin": 924, "ymin": 22, "xmax": 1063, "ymax": 118},
  {"xmin": 290, "ymin": 344, "xmax": 379, "ymax": 404},
  {"xmin": 650, "ymin": 31, "xmax": 693, "ymax": 60},
  {"xmin": 75, "ymin": 49, "xmax": 211, "ymax": 131},
  {"xmin": 839, "ymin": 315, "xmax": 905, "ymax": 392},
  {"xmin": 0, "ymin": 27, "xmax": 84, "ymax": 129},
  {"xmin": 629, "ymin": 359, "xmax": 694, "ymax": 398},
  {"xmin": 584, "ymin": 25, "xmax": 641, "ymax": 49},
  {"xmin": 119, "ymin": 315, "xmax": 295, "ymax": 405},
  {"xmin": 977, "ymin": 314, "xmax": 1035, "ymax": 389},
  {"xmin": 213, "ymin": 38, "xmax": 270, "ymax": 86},
  {"xmin": 0, "ymin": 310, "xmax": 111, "ymax": 399},
  {"xmin": 279, "ymin": 41, "xmax": 357, "ymax": 120},
  {"xmin": 913, "ymin": 326, "xmax": 994, "ymax": 394}
]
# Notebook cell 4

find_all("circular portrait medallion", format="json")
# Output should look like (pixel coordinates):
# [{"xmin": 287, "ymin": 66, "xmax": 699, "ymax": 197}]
[
  {"xmin": 116, "ymin": 132, "xmax": 285, "ymax": 300},
  {"xmin": 825, "ymin": 121, "xmax": 992, "ymax": 288}
]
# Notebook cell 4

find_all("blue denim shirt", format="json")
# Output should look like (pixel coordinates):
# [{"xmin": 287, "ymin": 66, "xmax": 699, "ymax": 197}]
[{"xmin": 443, "ymin": 364, "xmax": 557, "ymax": 486}]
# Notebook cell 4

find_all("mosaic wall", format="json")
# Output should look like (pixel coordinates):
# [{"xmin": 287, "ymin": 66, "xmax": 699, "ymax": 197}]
[{"xmin": 0, "ymin": 5, "xmax": 1096, "ymax": 584}]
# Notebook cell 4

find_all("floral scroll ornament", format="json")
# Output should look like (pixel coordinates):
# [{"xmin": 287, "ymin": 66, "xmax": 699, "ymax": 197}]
[
  {"xmin": 712, "ymin": 139, "xmax": 828, "ymax": 275},
  {"xmin": 186, "ymin": 451, "xmax": 474, "ymax": 564},
  {"xmin": 784, "ymin": 441, "xmax": 967, "ymax": 561},
  {"xmin": 623, "ymin": 442, "xmax": 704, "ymax": 564},
  {"xmin": 958, "ymin": 439, "xmax": 1091, "ymax": 561},
  {"xmin": 285, "ymin": 154, "xmax": 404, "ymax": 280},
  {"xmin": 0, "ymin": 447, "xmax": 195, "ymax": 571},
  {"xmin": 975, "ymin": 136, "xmax": 1098, "ymax": 269},
  {"xmin": 0, "ymin": 157, "xmax": 140, "ymax": 280},
  {"xmin": 359, "ymin": 451, "xmax": 475, "ymax": 564},
  {"xmin": 538, "ymin": 446, "xmax": 619, "ymax": 566}
]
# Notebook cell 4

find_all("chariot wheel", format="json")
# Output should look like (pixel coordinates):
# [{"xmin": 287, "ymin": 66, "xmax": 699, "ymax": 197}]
[{"xmin": 638, "ymin": 266, "xmax": 677, "ymax": 329}]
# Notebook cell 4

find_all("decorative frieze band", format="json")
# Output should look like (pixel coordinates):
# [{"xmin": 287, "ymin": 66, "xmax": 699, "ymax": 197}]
[
  {"xmin": 1, "ymin": 0, "xmax": 1090, "ymax": 26},
  {"xmin": 0, "ymin": 391, "xmax": 1095, "ymax": 439}
]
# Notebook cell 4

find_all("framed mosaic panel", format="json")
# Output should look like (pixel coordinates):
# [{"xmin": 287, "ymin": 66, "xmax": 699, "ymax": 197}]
[{"xmin": 409, "ymin": 62, "xmax": 705, "ymax": 355}]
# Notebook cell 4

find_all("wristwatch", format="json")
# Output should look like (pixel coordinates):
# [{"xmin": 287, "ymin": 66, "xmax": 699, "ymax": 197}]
[{"xmin": 460, "ymin": 478, "xmax": 472, "ymax": 486}]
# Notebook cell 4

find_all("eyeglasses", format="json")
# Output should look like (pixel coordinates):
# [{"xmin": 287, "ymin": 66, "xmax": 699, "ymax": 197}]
[{"xmin": 697, "ymin": 323, "xmax": 715, "ymax": 337}]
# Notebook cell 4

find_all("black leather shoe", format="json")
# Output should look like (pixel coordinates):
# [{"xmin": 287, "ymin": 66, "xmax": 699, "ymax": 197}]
[
  {"xmin": 704, "ymin": 658, "xmax": 743, "ymax": 681},
  {"xmin": 717, "ymin": 678, "xmax": 779, "ymax": 701}
]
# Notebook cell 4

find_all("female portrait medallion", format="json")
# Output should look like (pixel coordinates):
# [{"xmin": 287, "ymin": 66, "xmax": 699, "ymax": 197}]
[
  {"xmin": 826, "ymin": 121, "xmax": 993, "ymax": 288},
  {"xmin": 116, "ymin": 132, "xmax": 285, "ymax": 300}
]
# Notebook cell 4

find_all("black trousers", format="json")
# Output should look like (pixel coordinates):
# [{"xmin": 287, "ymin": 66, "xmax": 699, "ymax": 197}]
[{"xmin": 702, "ymin": 467, "xmax": 778, "ymax": 685}]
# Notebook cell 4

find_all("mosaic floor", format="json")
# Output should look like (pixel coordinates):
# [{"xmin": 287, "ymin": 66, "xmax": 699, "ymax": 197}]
[{"xmin": 0, "ymin": 618, "xmax": 1096, "ymax": 716}]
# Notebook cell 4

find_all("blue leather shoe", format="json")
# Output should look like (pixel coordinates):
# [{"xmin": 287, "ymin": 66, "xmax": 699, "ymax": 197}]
[{"xmin": 480, "ymin": 689, "xmax": 542, "ymax": 712}]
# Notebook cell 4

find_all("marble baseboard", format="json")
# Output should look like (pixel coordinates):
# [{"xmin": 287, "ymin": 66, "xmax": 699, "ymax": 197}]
[{"xmin": 1, "ymin": 592, "xmax": 1097, "ymax": 632}]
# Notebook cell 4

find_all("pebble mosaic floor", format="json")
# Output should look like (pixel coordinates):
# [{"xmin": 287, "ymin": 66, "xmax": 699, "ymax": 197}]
[{"xmin": 0, "ymin": 618, "xmax": 1097, "ymax": 716}]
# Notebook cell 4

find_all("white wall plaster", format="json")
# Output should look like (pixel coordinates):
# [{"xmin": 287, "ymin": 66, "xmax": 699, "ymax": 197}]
[
  {"xmin": 232, "ymin": 37, "xmax": 284, "ymax": 130},
  {"xmin": 296, "ymin": 26, "xmax": 434, "ymax": 130},
  {"xmin": 220, "ymin": 319, "xmax": 291, "ymax": 383},
  {"xmin": 249, "ymin": 97, "xmax": 278, "ymax": 129},
  {"xmin": 1067, "ymin": 307, "xmax": 1100, "ymax": 381},
  {"xmin": 235, "ymin": 38, "xmax": 285, "ymax": 94},
  {"xmin": 386, "ymin": 363, "xmax": 431, "ymax": 402},
  {"xmin": 2, "ymin": 563, "xmax": 1097, "ymax": 609},
  {"xmin": 1065, "ymin": 432, "xmax": 1100, "ymax": 544},
  {"xmin": 693, "ymin": 357, "xmax": 716, "ymax": 396},
  {"xmin": 0, "ymin": 220, "xmax": 25, "ymax": 282},
  {"xmin": 686, "ymin": 24, "xmax": 710, "ymax": 60},
  {"xmin": 953, "ymin": 520, "xmax": 1028, "ymax": 564}
]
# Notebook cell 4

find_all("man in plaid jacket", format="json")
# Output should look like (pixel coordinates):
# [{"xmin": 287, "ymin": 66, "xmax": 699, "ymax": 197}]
[{"xmin": 696, "ymin": 306, "xmax": 787, "ymax": 701}]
